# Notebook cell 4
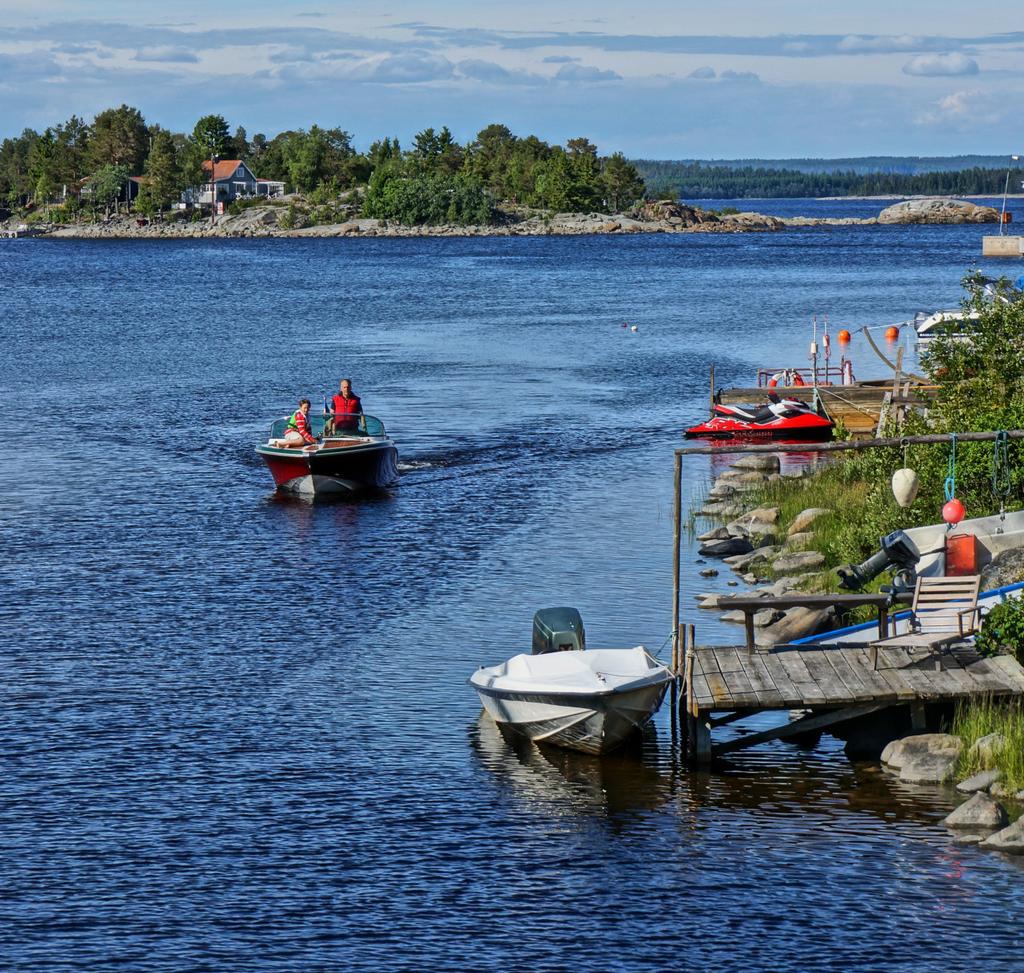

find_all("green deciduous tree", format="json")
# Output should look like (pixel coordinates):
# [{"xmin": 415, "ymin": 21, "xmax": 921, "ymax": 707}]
[{"xmin": 86, "ymin": 164, "xmax": 130, "ymax": 218}]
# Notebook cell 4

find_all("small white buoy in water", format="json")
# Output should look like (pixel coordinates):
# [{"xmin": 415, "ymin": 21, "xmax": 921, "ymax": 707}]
[
  {"xmin": 891, "ymin": 467, "xmax": 920, "ymax": 508},
  {"xmin": 631, "ymin": 325, "xmax": 638, "ymax": 333}
]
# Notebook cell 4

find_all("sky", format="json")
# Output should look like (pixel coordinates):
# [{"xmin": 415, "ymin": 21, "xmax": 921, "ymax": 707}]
[{"xmin": 1, "ymin": 1, "xmax": 1023, "ymax": 158}]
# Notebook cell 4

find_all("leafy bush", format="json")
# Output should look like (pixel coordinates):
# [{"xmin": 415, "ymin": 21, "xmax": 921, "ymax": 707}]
[
  {"xmin": 975, "ymin": 598, "xmax": 1024, "ymax": 660},
  {"xmin": 362, "ymin": 167, "xmax": 493, "ymax": 225}
]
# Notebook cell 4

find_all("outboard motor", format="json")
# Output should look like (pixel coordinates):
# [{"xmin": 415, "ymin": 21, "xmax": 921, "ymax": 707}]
[
  {"xmin": 836, "ymin": 529, "xmax": 921, "ymax": 593},
  {"xmin": 532, "ymin": 607, "xmax": 586, "ymax": 654}
]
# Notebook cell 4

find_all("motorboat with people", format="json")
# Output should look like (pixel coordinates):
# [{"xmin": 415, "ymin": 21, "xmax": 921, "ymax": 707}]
[
  {"xmin": 685, "ymin": 393, "xmax": 835, "ymax": 441},
  {"xmin": 255, "ymin": 412, "xmax": 399, "ymax": 496},
  {"xmin": 469, "ymin": 608, "xmax": 674, "ymax": 755}
]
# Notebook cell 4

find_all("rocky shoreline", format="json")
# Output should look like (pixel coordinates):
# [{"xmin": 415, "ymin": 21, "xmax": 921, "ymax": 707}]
[{"xmin": 6, "ymin": 196, "xmax": 999, "ymax": 241}]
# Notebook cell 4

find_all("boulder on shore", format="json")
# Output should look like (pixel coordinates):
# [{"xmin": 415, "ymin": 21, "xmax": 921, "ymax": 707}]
[
  {"xmin": 788, "ymin": 508, "xmax": 832, "ymax": 535},
  {"xmin": 755, "ymin": 606, "xmax": 833, "ymax": 647},
  {"xmin": 771, "ymin": 551, "xmax": 826, "ymax": 575},
  {"xmin": 877, "ymin": 197, "xmax": 999, "ymax": 225},
  {"xmin": 732, "ymin": 454, "xmax": 781, "ymax": 474},
  {"xmin": 956, "ymin": 769, "xmax": 1002, "ymax": 793},
  {"xmin": 699, "ymin": 537, "xmax": 754, "ymax": 557}
]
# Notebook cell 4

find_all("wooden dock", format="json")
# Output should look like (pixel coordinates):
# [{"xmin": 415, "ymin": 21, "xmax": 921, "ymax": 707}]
[
  {"xmin": 717, "ymin": 382, "xmax": 938, "ymax": 436},
  {"xmin": 684, "ymin": 642, "xmax": 1024, "ymax": 762}
]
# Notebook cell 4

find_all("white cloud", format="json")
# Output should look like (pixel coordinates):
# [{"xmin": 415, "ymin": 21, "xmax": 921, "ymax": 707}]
[
  {"xmin": 720, "ymin": 69, "xmax": 760, "ymax": 83},
  {"xmin": 903, "ymin": 52, "xmax": 979, "ymax": 77},
  {"xmin": 134, "ymin": 46, "xmax": 200, "ymax": 63},
  {"xmin": 346, "ymin": 51, "xmax": 454, "ymax": 83},
  {"xmin": 554, "ymin": 63, "xmax": 620, "ymax": 82},
  {"xmin": 688, "ymin": 66, "xmax": 716, "ymax": 79},
  {"xmin": 457, "ymin": 59, "xmax": 542, "ymax": 85},
  {"xmin": 918, "ymin": 89, "xmax": 1004, "ymax": 127},
  {"xmin": 838, "ymin": 34, "xmax": 924, "ymax": 53}
]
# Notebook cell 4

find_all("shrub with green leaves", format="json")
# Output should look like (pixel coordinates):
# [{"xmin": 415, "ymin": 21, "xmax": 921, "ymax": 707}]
[{"xmin": 975, "ymin": 597, "xmax": 1024, "ymax": 660}]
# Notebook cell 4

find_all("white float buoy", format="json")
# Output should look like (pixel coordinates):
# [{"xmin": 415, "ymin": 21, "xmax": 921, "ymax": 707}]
[{"xmin": 891, "ymin": 467, "xmax": 920, "ymax": 508}]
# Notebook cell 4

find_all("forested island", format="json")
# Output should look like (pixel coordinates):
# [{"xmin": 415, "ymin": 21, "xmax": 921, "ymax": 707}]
[
  {"xmin": 634, "ymin": 159, "xmax": 1018, "ymax": 199},
  {"xmin": 0, "ymin": 105, "xmax": 645, "ymax": 226}
]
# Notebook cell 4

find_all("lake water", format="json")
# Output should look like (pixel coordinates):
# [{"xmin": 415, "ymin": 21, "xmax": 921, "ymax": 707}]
[{"xmin": 3, "ymin": 200, "xmax": 1023, "ymax": 971}]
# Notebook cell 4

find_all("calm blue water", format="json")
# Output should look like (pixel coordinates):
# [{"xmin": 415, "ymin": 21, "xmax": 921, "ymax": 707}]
[{"xmin": 3, "ymin": 201, "xmax": 1023, "ymax": 972}]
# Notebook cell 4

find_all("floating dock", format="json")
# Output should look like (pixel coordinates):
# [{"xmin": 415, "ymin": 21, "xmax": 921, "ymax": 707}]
[{"xmin": 684, "ymin": 642, "xmax": 1024, "ymax": 762}]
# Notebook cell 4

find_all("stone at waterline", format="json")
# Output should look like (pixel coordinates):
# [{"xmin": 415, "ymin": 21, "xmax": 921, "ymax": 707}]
[
  {"xmin": 900, "ymin": 753, "xmax": 959, "ymax": 784},
  {"xmin": 956, "ymin": 769, "xmax": 1002, "ymax": 793},
  {"xmin": 881, "ymin": 733, "xmax": 963, "ymax": 770},
  {"xmin": 732, "ymin": 454, "xmax": 781, "ymax": 473},
  {"xmin": 754, "ymin": 606, "xmax": 834, "ymax": 647},
  {"xmin": 979, "ymin": 816, "xmax": 1024, "ymax": 854},
  {"xmin": 990, "ymin": 782, "xmax": 1014, "ymax": 799},
  {"xmin": 788, "ymin": 508, "xmax": 833, "ymax": 535},
  {"xmin": 942, "ymin": 792, "xmax": 1009, "ymax": 829},
  {"xmin": 699, "ymin": 568, "xmax": 719, "ymax": 578},
  {"xmin": 699, "ymin": 537, "xmax": 754, "ymax": 557},
  {"xmin": 698, "ymin": 595, "xmax": 721, "ymax": 610},
  {"xmin": 726, "ymin": 546, "xmax": 782, "ymax": 572},
  {"xmin": 697, "ymin": 526, "xmax": 730, "ymax": 542},
  {"xmin": 720, "ymin": 610, "xmax": 748, "ymax": 624},
  {"xmin": 727, "ymin": 580, "xmax": 739, "ymax": 587},
  {"xmin": 771, "ymin": 551, "xmax": 827, "ymax": 575}
]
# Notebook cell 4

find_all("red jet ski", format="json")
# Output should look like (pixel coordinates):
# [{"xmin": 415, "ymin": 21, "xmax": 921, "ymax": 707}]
[{"xmin": 685, "ymin": 394, "xmax": 834, "ymax": 441}]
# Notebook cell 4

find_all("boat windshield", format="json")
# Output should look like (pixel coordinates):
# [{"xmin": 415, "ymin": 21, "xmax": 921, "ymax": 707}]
[{"xmin": 268, "ymin": 413, "xmax": 387, "ymax": 439}]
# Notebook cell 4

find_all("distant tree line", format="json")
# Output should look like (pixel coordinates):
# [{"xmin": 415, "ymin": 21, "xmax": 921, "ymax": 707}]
[
  {"xmin": 0, "ymin": 107, "xmax": 646, "ymax": 224},
  {"xmin": 633, "ymin": 160, "xmax": 1016, "ymax": 199}
]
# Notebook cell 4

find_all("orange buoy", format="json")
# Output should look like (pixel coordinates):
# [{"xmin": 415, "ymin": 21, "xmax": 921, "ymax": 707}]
[
  {"xmin": 942, "ymin": 498, "xmax": 965, "ymax": 525},
  {"xmin": 838, "ymin": 329, "xmax": 851, "ymax": 343},
  {"xmin": 884, "ymin": 326, "xmax": 899, "ymax": 340}
]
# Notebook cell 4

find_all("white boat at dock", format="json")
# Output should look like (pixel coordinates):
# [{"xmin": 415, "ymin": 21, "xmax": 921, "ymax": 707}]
[
  {"xmin": 470, "ymin": 646, "xmax": 673, "ymax": 755},
  {"xmin": 800, "ymin": 508, "xmax": 1024, "ymax": 647}
]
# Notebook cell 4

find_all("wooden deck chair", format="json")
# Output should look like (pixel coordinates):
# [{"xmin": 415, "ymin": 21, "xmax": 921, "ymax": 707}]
[{"xmin": 868, "ymin": 575, "xmax": 982, "ymax": 669}]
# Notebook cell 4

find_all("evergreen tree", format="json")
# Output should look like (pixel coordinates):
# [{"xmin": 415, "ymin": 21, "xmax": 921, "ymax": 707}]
[
  {"xmin": 601, "ymin": 153, "xmax": 645, "ymax": 212},
  {"xmin": 88, "ymin": 105, "xmax": 148, "ymax": 173},
  {"xmin": 192, "ymin": 115, "xmax": 231, "ymax": 158},
  {"xmin": 139, "ymin": 128, "xmax": 182, "ymax": 214}
]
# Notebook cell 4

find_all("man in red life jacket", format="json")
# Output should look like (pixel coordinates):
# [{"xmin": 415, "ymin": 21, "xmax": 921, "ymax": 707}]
[
  {"xmin": 326, "ymin": 378, "xmax": 363, "ymax": 433},
  {"xmin": 280, "ymin": 398, "xmax": 317, "ymax": 447}
]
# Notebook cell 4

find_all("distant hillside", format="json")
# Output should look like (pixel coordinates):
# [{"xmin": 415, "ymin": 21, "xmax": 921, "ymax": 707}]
[{"xmin": 631, "ymin": 157, "xmax": 1022, "ymax": 199}]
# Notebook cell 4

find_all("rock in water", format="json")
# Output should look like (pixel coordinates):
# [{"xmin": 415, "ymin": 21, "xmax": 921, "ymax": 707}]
[
  {"xmin": 877, "ymin": 197, "xmax": 999, "ymax": 224},
  {"xmin": 956, "ymin": 769, "xmax": 1002, "ymax": 793},
  {"xmin": 942, "ymin": 792, "xmax": 1009, "ymax": 829},
  {"xmin": 980, "ymin": 816, "xmax": 1024, "ymax": 854},
  {"xmin": 881, "ymin": 733, "xmax": 963, "ymax": 769},
  {"xmin": 699, "ymin": 537, "xmax": 754, "ymax": 557},
  {"xmin": 900, "ymin": 753, "xmax": 959, "ymax": 784}
]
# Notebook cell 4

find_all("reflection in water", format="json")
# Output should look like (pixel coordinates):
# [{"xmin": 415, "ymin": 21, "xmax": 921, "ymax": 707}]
[{"xmin": 470, "ymin": 712, "xmax": 674, "ymax": 821}]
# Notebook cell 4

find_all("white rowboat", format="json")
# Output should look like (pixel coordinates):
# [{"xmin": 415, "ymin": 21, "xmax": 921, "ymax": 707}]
[{"xmin": 469, "ymin": 647, "xmax": 673, "ymax": 755}]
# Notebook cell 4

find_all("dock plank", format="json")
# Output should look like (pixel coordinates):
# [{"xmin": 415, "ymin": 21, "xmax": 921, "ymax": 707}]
[
  {"xmin": 741, "ymin": 655, "xmax": 785, "ymax": 708},
  {"xmin": 758, "ymin": 655, "xmax": 804, "ymax": 708},
  {"xmin": 801, "ymin": 651, "xmax": 855, "ymax": 705},
  {"xmin": 774, "ymin": 650, "xmax": 827, "ymax": 705},
  {"xmin": 823, "ymin": 648, "xmax": 875, "ymax": 702}
]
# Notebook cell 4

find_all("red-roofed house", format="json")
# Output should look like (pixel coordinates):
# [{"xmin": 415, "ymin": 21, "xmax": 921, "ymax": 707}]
[{"xmin": 182, "ymin": 159, "xmax": 285, "ymax": 207}]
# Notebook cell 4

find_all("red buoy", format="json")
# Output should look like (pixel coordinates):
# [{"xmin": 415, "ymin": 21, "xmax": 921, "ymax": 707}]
[
  {"xmin": 942, "ymin": 498, "xmax": 965, "ymax": 525},
  {"xmin": 884, "ymin": 326, "xmax": 899, "ymax": 341},
  {"xmin": 838, "ymin": 329, "xmax": 851, "ymax": 343}
]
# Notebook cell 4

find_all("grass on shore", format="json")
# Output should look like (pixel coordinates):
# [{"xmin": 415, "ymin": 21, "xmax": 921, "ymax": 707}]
[{"xmin": 952, "ymin": 697, "xmax": 1024, "ymax": 793}]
